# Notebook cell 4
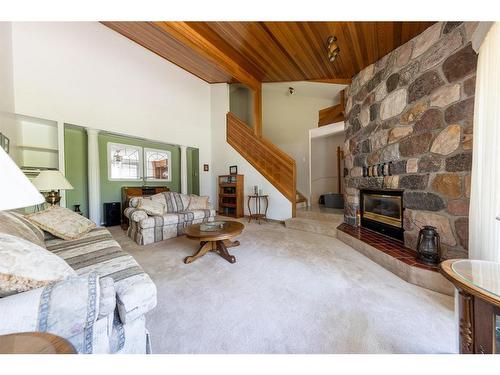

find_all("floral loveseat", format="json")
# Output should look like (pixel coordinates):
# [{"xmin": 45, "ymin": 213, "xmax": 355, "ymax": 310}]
[
  {"xmin": 124, "ymin": 191, "xmax": 215, "ymax": 245},
  {"xmin": 0, "ymin": 211, "xmax": 157, "ymax": 354}
]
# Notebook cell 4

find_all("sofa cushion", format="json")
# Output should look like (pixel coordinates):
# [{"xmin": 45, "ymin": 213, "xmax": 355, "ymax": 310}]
[
  {"xmin": 181, "ymin": 209, "xmax": 216, "ymax": 222},
  {"xmin": 150, "ymin": 192, "xmax": 190, "ymax": 213},
  {"xmin": 187, "ymin": 195, "xmax": 210, "ymax": 210},
  {"xmin": 45, "ymin": 227, "xmax": 157, "ymax": 323},
  {"xmin": 26, "ymin": 205, "xmax": 96, "ymax": 240},
  {"xmin": 135, "ymin": 213, "xmax": 183, "ymax": 229},
  {"xmin": 0, "ymin": 233, "xmax": 76, "ymax": 297},
  {"xmin": 0, "ymin": 211, "xmax": 46, "ymax": 248},
  {"xmin": 137, "ymin": 197, "xmax": 165, "ymax": 216},
  {"xmin": 128, "ymin": 197, "xmax": 140, "ymax": 208}
]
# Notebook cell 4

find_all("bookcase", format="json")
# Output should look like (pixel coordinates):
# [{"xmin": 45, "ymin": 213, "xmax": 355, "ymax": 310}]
[{"xmin": 218, "ymin": 174, "xmax": 244, "ymax": 218}]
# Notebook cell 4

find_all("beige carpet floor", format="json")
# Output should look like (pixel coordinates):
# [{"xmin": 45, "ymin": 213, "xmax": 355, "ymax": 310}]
[{"xmin": 109, "ymin": 219, "xmax": 456, "ymax": 354}]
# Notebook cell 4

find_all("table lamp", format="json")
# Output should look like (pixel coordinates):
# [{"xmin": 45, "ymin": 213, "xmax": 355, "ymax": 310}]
[
  {"xmin": 0, "ymin": 146, "xmax": 45, "ymax": 211},
  {"xmin": 31, "ymin": 170, "xmax": 74, "ymax": 205}
]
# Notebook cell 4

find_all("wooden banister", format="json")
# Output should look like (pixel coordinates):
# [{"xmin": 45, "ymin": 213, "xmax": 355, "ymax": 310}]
[{"xmin": 226, "ymin": 112, "xmax": 296, "ymax": 216}]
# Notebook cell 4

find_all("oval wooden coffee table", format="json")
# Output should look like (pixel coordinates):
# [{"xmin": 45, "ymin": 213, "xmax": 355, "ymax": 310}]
[{"xmin": 184, "ymin": 221, "xmax": 244, "ymax": 264}]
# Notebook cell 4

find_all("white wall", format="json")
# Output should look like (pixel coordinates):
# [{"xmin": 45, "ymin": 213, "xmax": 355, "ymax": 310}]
[
  {"xmin": 262, "ymin": 82, "xmax": 345, "ymax": 201},
  {"xmin": 0, "ymin": 22, "xmax": 18, "ymax": 162},
  {"xmin": 310, "ymin": 132, "xmax": 344, "ymax": 205},
  {"xmin": 211, "ymin": 84, "xmax": 292, "ymax": 220},
  {"xmin": 10, "ymin": 22, "xmax": 213, "ymax": 198}
]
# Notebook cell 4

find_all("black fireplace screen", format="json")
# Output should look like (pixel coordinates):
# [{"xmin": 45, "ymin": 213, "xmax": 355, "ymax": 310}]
[{"xmin": 362, "ymin": 193, "xmax": 402, "ymax": 228}]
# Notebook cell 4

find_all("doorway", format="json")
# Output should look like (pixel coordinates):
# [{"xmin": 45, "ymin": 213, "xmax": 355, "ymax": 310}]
[
  {"xmin": 187, "ymin": 147, "xmax": 200, "ymax": 195},
  {"xmin": 309, "ymin": 122, "xmax": 345, "ymax": 208}
]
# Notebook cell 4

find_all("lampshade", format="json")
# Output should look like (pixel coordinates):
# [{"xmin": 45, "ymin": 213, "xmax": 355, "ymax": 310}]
[
  {"xmin": 31, "ymin": 170, "xmax": 74, "ymax": 192},
  {"xmin": 0, "ymin": 146, "xmax": 45, "ymax": 210}
]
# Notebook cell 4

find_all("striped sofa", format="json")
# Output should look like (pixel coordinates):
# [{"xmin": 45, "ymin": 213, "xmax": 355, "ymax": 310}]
[
  {"xmin": 0, "ymin": 224, "xmax": 157, "ymax": 354},
  {"xmin": 124, "ymin": 192, "xmax": 215, "ymax": 245}
]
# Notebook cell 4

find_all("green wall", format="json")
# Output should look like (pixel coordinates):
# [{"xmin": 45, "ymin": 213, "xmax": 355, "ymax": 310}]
[
  {"xmin": 64, "ymin": 126, "xmax": 89, "ymax": 217},
  {"xmin": 98, "ymin": 133, "xmax": 181, "ymax": 217}
]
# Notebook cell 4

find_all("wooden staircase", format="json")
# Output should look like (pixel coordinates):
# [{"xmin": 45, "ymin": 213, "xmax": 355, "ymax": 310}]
[{"xmin": 226, "ymin": 112, "xmax": 297, "ymax": 216}]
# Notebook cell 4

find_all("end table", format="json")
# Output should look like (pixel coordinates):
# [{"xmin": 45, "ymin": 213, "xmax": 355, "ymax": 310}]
[
  {"xmin": 247, "ymin": 194, "xmax": 269, "ymax": 224},
  {"xmin": 440, "ymin": 259, "xmax": 500, "ymax": 354},
  {"xmin": 0, "ymin": 332, "xmax": 76, "ymax": 354}
]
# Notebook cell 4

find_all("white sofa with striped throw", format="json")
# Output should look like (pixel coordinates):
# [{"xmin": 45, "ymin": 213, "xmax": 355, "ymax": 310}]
[
  {"xmin": 124, "ymin": 191, "xmax": 216, "ymax": 245},
  {"xmin": 0, "ymin": 211, "xmax": 157, "ymax": 354}
]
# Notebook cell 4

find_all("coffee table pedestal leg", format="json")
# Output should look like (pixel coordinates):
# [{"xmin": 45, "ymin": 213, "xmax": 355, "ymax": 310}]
[
  {"xmin": 216, "ymin": 240, "xmax": 237, "ymax": 264},
  {"xmin": 184, "ymin": 241, "xmax": 213, "ymax": 264},
  {"xmin": 184, "ymin": 239, "xmax": 240, "ymax": 264}
]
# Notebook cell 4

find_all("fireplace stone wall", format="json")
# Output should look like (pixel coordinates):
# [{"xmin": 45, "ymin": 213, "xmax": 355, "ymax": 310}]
[{"xmin": 343, "ymin": 22, "xmax": 478, "ymax": 259}]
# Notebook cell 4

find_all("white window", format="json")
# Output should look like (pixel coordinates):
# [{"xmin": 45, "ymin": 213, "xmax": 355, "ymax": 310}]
[
  {"xmin": 108, "ymin": 142, "xmax": 142, "ymax": 180},
  {"xmin": 144, "ymin": 148, "xmax": 171, "ymax": 181}
]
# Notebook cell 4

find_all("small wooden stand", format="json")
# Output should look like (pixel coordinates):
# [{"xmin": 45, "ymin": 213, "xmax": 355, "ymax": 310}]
[{"xmin": 247, "ymin": 195, "xmax": 269, "ymax": 224}]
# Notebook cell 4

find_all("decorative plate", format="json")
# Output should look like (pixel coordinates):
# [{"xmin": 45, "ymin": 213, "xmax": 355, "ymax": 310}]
[{"xmin": 200, "ymin": 221, "xmax": 225, "ymax": 232}]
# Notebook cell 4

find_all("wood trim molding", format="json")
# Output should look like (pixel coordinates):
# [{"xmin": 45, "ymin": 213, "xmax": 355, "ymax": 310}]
[
  {"xmin": 309, "ymin": 78, "xmax": 352, "ymax": 85},
  {"xmin": 318, "ymin": 89, "xmax": 346, "ymax": 126}
]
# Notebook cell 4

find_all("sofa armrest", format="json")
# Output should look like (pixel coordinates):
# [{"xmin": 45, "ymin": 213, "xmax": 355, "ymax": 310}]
[
  {"xmin": 0, "ymin": 272, "xmax": 111, "ymax": 353},
  {"xmin": 115, "ymin": 274, "xmax": 157, "ymax": 324},
  {"xmin": 124, "ymin": 207, "xmax": 149, "ymax": 222},
  {"xmin": 98, "ymin": 276, "xmax": 116, "ymax": 319}
]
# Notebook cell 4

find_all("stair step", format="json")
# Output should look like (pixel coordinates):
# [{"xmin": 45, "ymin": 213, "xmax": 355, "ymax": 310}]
[
  {"xmin": 285, "ymin": 217, "xmax": 343, "ymax": 238},
  {"xmin": 296, "ymin": 210, "xmax": 343, "ymax": 222},
  {"xmin": 296, "ymin": 201, "xmax": 307, "ymax": 209}
]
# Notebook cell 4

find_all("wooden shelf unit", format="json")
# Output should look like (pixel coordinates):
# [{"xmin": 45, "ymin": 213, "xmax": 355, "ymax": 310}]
[{"xmin": 218, "ymin": 174, "xmax": 244, "ymax": 218}]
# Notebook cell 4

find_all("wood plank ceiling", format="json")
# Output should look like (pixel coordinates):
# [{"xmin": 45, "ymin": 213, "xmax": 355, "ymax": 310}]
[{"xmin": 102, "ymin": 21, "xmax": 435, "ymax": 84}]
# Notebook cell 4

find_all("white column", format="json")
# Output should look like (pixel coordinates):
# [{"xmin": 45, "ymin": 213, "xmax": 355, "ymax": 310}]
[
  {"xmin": 180, "ymin": 145, "xmax": 188, "ymax": 195},
  {"xmin": 57, "ymin": 121, "xmax": 66, "ymax": 207},
  {"xmin": 87, "ymin": 128, "xmax": 101, "ymax": 225}
]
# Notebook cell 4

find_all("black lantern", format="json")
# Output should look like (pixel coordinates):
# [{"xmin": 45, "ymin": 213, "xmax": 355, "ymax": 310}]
[{"xmin": 416, "ymin": 226, "xmax": 441, "ymax": 265}]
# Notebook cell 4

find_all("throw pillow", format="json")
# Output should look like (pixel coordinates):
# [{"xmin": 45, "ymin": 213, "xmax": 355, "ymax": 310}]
[
  {"xmin": 151, "ymin": 192, "xmax": 177, "ymax": 213},
  {"xmin": 0, "ymin": 211, "xmax": 46, "ymax": 248},
  {"xmin": 26, "ymin": 205, "xmax": 96, "ymax": 240},
  {"xmin": 137, "ymin": 198, "xmax": 165, "ymax": 216},
  {"xmin": 0, "ymin": 233, "xmax": 76, "ymax": 297},
  {"xmin": 187, "ymin": 195, "xmax": 210, "ymax": 210}
]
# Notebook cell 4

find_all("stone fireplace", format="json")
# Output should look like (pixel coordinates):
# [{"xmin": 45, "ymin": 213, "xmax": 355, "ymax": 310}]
[
  {"xmin": 342, "ymin": 22, "xmax": 478, "ymax": 259},
  {"xmin": 360, "ymin": 189, "xmax": 404, "ymax": 241}
]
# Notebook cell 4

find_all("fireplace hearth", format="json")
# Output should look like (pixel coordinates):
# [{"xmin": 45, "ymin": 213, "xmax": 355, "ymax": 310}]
[{"xmin": 360, "ymin": 189, "xmax": 404, "ymax": 241}]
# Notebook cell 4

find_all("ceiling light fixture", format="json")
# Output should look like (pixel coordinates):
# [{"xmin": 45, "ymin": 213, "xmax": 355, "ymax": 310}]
[
  {"xmin": 288, "ymin": 87, "xmax": 295, "ymax": 95},
  {"xmin": 327, "ymin": 36, "xmax": 340, "ymax": 62}
]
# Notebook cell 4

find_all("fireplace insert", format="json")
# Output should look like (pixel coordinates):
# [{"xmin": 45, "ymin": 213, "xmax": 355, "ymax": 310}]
[{"xmin": 360, "ymin": 189, "xmax": 404, "ymax": 241}]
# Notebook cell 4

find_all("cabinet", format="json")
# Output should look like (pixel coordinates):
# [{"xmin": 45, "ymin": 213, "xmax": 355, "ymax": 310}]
[{"xmin": 218, "ymin": 175, "xmax": 244, "ymax": 218}]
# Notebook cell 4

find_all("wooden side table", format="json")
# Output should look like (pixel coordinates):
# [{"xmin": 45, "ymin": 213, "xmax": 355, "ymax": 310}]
[
  {"xmin": 247, "ymin": 195, "xmax": 269, "ymax": 224},
  {"xmin": 0, "ymin": 332, "xmax": 76, "ymax": 354},
  {"xmin": 440, "ymin": 259, "xmax": 500, "ymax": 354}
]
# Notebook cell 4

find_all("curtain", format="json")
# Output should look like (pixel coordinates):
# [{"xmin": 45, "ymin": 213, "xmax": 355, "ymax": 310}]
[{"xmin": 469, "ymin": 22, "xmax": 500, "ymax": 262}]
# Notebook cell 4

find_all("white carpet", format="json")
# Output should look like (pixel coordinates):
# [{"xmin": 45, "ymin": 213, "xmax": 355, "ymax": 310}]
[{"xmin": 110, "ymin": 219, "xmax": 456, "ymax": 354}]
